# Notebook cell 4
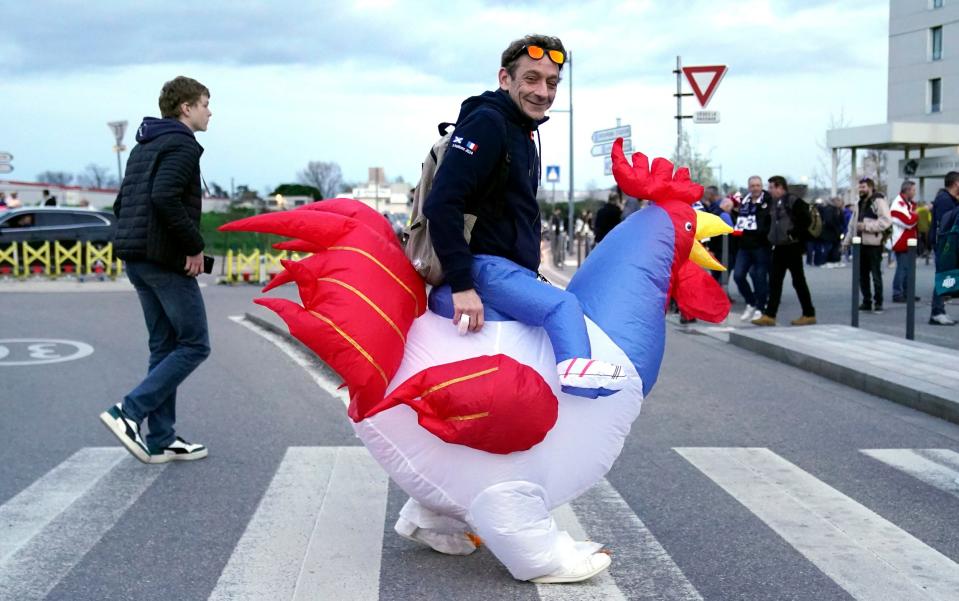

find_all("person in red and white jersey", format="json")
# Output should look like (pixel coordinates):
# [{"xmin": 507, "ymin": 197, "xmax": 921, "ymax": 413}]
[{"xmin": 890, "ymin": 180, "xmax": 919, "ymax": 302}]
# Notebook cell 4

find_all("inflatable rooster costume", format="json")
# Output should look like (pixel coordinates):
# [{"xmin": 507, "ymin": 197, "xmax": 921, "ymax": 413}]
[{"xmin": 221, "ymin": 139, "xmax": 732, "ymax": 582}]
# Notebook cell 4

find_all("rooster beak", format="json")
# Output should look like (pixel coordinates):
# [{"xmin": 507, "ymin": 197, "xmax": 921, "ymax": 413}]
[{"xmin": 689, "ymin": 211, "xmax": 733, "ymax": 271}]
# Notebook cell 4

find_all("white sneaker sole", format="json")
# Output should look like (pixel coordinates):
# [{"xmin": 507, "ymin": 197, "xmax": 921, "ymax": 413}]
[
  {"xmin": 530, "ymin": 552, "xmax": 612, "ymax": 584},
  {"xmin": 98, "ymin": 411, "xmax": 151, "ymax": 464},
  {"xmin": 149, "ymin": 447, "xmax": 209, "ymax": 464}
]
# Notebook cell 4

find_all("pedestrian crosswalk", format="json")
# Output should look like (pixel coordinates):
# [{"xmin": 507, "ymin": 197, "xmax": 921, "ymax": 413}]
[{"xmin": 2, "ymin": 446, "xmax": 958, "ymax": 601}]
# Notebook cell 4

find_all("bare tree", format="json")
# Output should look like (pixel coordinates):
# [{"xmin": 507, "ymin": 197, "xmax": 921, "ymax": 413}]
[
  {"xmin": 76, "ymin": 164, "xmax": 117, "ymax": 188},
  {"xmin": 671, "ymin": 131, "xmax": 715, "ymax": 187},
  {"xmin": 861, "ymin": 150, "xmax": 888, "ymax": 196},
  {"xmin": 298, "ymin": 161, "xmax": 343, "ymax": 199},
  {"xmin": 813, "ymin": 111, "xmax": 853, "ymax": 198},
  {"xmin": 36, "ymin": 171, "xmax": 74, "ymax": 186}
]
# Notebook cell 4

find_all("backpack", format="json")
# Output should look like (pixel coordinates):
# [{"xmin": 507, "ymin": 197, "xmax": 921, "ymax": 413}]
[
  {"xmin": 768, "ymin": 196, "xmax": 796, "ymax": 245},
  {"xmin": 807, "ymin": 203, "xmax": 823, "ymax": 239},
  {"xmin": 404, "ymin": 122, "xmax": 510, "ymax": 286},
  {"xmin": 935, "ymin": 205, "xmax": 959, "ymax": 298}
]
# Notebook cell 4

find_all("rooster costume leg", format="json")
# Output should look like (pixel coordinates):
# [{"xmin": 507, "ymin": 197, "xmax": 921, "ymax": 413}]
[{"xmin": 221, "ymin": 141, "xmax": 732, "ymax": 582}]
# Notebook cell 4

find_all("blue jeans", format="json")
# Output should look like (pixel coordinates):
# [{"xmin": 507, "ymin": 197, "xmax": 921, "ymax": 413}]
[
  {"xmin": 892, "ymin": 251, "xmax": 910, "ymax": 299},
  {"xmin": 733, "ymin": 246, "xmax": 770, "ymax": 311},
  {"xmin": 122, "ymin": 261, "xmax": 210, "ymax": 451}
]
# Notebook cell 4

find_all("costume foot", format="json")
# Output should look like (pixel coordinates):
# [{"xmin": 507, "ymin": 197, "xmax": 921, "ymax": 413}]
[
  {"xmin": 529, "ymin": 552, "xmax": 612, "ymax": 584},
  {"xmin": 394, "ymin": 517, "xmax": 477, "ymax": 555},
  {"xmin": 557, "ymin": 358, "xmax": 627, "ymax": 397}
]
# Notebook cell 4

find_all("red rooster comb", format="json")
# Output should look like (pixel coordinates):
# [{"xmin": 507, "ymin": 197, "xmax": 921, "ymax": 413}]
[{"xmin": 611, "ymin": 138, "xmax": 703, "ymax": 204}]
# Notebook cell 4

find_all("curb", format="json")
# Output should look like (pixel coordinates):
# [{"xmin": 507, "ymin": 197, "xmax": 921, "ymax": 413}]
[
  {"xmin": 242, "ymin": 311, "xmax": 342, "ymax": 383},
  {"xmin": 728, "ymin": 329, "xmax": 959, "ymax": 426}
]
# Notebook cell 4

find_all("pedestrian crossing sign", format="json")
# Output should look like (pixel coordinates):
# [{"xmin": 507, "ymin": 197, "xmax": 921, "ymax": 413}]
[{"xmin": 546, "ymin": 165, "xmax": 560, "ymax": 183}]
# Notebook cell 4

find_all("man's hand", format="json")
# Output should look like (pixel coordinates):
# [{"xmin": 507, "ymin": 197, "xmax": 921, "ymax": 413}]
[
  {"xmin": 184, "ymin": 253, "xmax": 204, "ymax": 277},
  {"xmin": 452, "ymin": 289, "xmax": 484, "ymax": 333}
]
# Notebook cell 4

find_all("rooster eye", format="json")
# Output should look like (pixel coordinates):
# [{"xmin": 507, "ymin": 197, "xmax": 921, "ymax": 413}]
[{"xmin": 684, "ymin": 222, "xmax": 693, "ymax": 232}]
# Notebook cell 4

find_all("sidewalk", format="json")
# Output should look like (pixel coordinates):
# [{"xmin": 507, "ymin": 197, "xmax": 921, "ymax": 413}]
[{"xmin": 539, "ymin": 243, "xmax": 959, "ymax": 425}]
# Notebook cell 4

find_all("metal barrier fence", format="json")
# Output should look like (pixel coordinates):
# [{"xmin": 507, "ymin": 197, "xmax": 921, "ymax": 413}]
[
  {"xmin": 0, "ymin": 241, "xmax": 122, "ymax": 279},
  {"xmin": 224, "ymin": 249, "xmax": 308, "ymax": 284}
]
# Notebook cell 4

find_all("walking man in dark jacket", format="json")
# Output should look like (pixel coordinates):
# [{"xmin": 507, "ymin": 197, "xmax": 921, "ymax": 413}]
[
  {"xmin": 929, "ymin": 171, "xmax": 959, "ymax": 325},
  {"xmin": 752, "ymin": 176, "xmax": 817, "ymax": 326},
  {"xmin": 733, "ymin": 176, "xmax": 771, "ymax": 321},
  {"xmin": 99, "ymin": 76, "xmax": 212, "ymax": 463}
]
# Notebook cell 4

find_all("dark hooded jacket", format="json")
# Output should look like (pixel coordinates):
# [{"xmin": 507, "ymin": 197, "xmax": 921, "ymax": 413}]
[
  {"xmin": 112, "ymin": 117, "xmax": 205, "ymax": 271},
  {"xmin": 423, "ymin": 89, "xmax": 545, "ymax": 292}
]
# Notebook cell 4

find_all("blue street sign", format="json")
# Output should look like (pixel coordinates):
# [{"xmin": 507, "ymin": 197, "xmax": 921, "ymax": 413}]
[{"xmin": 546, "ymin": 165, "xmax": 560, "ymax": 183}]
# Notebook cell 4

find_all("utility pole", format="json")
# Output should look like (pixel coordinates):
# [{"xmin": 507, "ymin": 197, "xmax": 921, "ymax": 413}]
[
  {"xmin": 107, "ymin": 121, "xmax": 128, "ymax": 184},
  {"xmin": 673, "ymin": 56, "xmax": 693, "ymax": 161}
]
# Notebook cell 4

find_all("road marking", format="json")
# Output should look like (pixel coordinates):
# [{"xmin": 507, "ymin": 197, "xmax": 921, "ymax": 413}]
[
  {"xmin": 229, "ymin": 315, "xmax": 348, "ymax": 407},
  {"xmin": 862, "ymin": 449, "xmax": 959, "ymax": 497},
  {"xmin": 0, "ymin": 338, "xmax": 94, "ymax": 366},
  {"xmin": 0, "ymin": 449, "xmax": 165, "ymax": 601},
  {"xmin": 571, "ymin": 480, "xmax": 704, "ymax": 601},
  {"xmin": 539, "ymin": 502, "xmax": 626, "ymax": 600},
  {"xmin": 676, "ymin": 447, "xmax": 959, "ymax": 601},
  {"xmin": 208, "ymin": 447, "xmax": 389, "ymax": 601}
]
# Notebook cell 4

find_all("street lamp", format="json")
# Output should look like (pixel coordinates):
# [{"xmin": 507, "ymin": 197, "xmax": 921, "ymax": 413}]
[{"xmin": 107, "ymin": 121, "xmax": 128, "ymax": 185}]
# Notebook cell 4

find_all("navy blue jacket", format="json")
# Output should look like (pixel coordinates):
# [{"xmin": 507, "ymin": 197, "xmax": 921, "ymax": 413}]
[
  {"xmin": 930, "ymin": 188, "xmax": 959, "ymax": 250},
  {"xmin": 113, "ymin": 117, "xmax": 205, "ymax": 271},
  {"xmin": 424, "ymin": 89, "xmax": 545, "ymax": 292}
]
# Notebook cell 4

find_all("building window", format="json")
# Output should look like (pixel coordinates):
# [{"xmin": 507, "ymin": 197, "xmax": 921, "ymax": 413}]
[
  {"xmin": 932, "ymin": 26, "xmax": 943, "ymax": 60},
  {"xmin": 930, "ymin": 78, "xmax": 942, "ymax": 113},
  {"xmin": 933, "ymin": 0, "xmax": 943, "ymax": 8}
]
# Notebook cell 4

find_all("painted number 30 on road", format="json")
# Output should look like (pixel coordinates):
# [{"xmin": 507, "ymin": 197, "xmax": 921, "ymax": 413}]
[{"xmin": 0, "ymin": 339, "xmax": 94, "ymax": 366}]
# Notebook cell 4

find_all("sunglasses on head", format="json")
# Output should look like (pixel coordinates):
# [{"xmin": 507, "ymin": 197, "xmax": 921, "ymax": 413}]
[{"xmin": 518, "ymin": 44, "xmax": 565, "ymax": 66}]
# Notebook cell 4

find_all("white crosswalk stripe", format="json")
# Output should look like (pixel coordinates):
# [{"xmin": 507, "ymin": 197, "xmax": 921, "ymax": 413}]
[
  {"xmin": 208, "ymin": 446, "xmax": 389, "ymax": 601},
  {"xmin": 0, "ymin": 448, "xmax": 165, "ymax": 601},
  {"xmin": 676, "ymin": 447, "xmax": 959, "ymax": 601},
  {"xmin": 862, "ymin": 449, "xmax": 959, "ymax": 498},
  {"xmin": 5, "ymin": 445, "xmax": 959, "ymax": 600}
]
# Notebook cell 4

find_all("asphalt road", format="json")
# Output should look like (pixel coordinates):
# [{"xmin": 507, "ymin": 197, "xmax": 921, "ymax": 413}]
[{"xmin": 1, "ymin": 276, "xmax": 958, "ymax": 600}]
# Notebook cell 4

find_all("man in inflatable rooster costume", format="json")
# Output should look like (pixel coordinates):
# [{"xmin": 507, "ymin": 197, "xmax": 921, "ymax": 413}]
[{"xmin": 221, "ymin": 136, "xmax": 732, "ymax": 584}]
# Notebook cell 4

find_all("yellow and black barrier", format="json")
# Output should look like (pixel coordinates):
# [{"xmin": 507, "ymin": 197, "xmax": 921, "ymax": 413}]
[
  {"xmin": 224, "ymin": 249, "xmax": 309, "ymax": 284},
  {"xmin": 0, "ymin": 241, "xmax": 122, "ymax": 279}
]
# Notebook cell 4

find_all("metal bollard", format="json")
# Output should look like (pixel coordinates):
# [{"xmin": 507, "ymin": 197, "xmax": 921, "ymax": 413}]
[
  {"xmin": 906, "ymin": 238, "xmax": 917, "ymax": 340},
  {"xmin": 851, "ymin": 237, "xmax": 861, "ymax": 328},
  {"xmin": 577, "ymin": 237, "xmax": 582, "ymax": 268}
]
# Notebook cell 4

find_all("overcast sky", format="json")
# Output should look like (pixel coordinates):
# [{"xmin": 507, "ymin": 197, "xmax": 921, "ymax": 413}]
[{"xmin": 0, "ymin": 0, "xmax": 887, "ymax": 195}]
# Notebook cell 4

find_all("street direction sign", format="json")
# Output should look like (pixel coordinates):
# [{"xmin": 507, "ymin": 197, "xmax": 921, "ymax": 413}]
[
  {"xmin": 107, "ymin": 120, "xmax": 128, "ymax": 144},
  {"xmin": 694, "ymin": 110, "xmax": 720, "ymax": 124},
  {"xmin": 592, "ymin": 138, "xmax": 632, "ymax": 157},
  {"xmin": 546, "ymin": 165, "xmax": 561, "ymax": 183},
  {"xmin": 0, "ymin": 152, "xmax": 13, "ymax": 163},
  {"xmin": 604, "ymin": 156, "xmax": 613, "ymax": 176},
  {"xmin": 0, "ymin": 164, "xmax": 12, "ymax": 174},
  {"xmin": 682, "ymin": 65, "xmax": 728, "ymax": 108},
  {"xmin": 592, "ymin": 125, "xmax": 632, "ymax": 144}
]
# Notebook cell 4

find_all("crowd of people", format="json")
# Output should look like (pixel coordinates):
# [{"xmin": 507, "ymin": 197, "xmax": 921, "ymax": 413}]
[{"xmin": 556, "ymin": 172, "xmax": 957, "ymax": 327}]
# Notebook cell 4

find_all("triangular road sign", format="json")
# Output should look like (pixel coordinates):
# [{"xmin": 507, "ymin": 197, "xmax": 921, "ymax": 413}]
[{"xmin": 682, "ymin": 65, "xmax": 727, "ymax": 108}]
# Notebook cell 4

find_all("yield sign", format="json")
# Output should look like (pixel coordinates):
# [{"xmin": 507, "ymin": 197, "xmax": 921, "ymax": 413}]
[{"xmin": 682, "ymin": 65, "xmax": 728, "ymax": 108}]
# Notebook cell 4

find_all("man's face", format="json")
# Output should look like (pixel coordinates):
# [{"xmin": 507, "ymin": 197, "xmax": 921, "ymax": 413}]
[
  {"xmin": 181, "ymin": 95, "xmax": 212, "ymax": 132},
  {"xmin": 904, "ymin": 186, "xmax": 916, "ymax": 201},
  {"xmin": 858, "ymin": 182, "xmax": 871, "ymax": 198},
  {"xmin": 748, "ymin": 178, "xmax": 762, "ymax": 198},
  {"xmin": 498, "ymin": 55, "xmax": 559, "ymax": 121},
  {"xmin": 768, "ymin": 183, "xmax": 784, "ymax": 199}
]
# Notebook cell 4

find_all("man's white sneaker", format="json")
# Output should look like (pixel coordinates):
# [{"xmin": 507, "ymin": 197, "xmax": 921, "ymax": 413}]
[
  {"xmin": 529, "ymin": 552, "xmax": 612, "ymax": 584},
  {"xmin": 929, "ymin": 313, "xmax": 957, "ymax": 326},
  {"xmin": 394, "ymin": 517, "xmax": 477, "ymax": 556},
  {"xmin": 740, "ymin": 305, "xmax": 756, "ymax": 321},
  {"xmin": 557, "ymin": 359, "xmax": 627, "ymax": 395},
  {"xmin": 149, "ymin": 437, "xmax": 208, "ymax": 463},
  {"xmin": 752, "ymin": 309, "xmax": 763, "ymax": 320},
  {"xmin": 98, "ymin": 403, "xmax": 151, "ymax": 464}
]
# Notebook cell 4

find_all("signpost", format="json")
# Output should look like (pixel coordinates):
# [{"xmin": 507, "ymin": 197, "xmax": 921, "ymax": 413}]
[
  {"xmin": 546, "ymin": 165, "xmax": 560, "ymax": 204},
  {"xmin": 682, "ymin": 65, "xmax": 728, "ymax": 108},
  {"xmin": 0, "ymin": 152, "xmax": 12, "ymax": 175},
  {"xmin": 693, "ymin": 110, "xmax": 720, "ymax": 124},
  {"xmin": 592, "ymin": 119, "xmax": 631, "ymax": 177},
  {"xmin": 0, "ymin": 165, "xmax": 12, "ymax": 175},
  {"xmin": 674, "ymin": 58, "xmax": 728, "ymax": 158},
  {"xmin": 107, "ymin": 120, "xmax": 128, "ymax": 183}
]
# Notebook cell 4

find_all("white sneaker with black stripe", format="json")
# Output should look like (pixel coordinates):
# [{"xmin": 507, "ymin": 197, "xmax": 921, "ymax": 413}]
[
  {"xmin": 98, "ymin": 403, "xmax": 151, "ymax": 464},
  {"xmin": 150, "ymin": 437, "xmax": 208, "ymax": 464}
]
